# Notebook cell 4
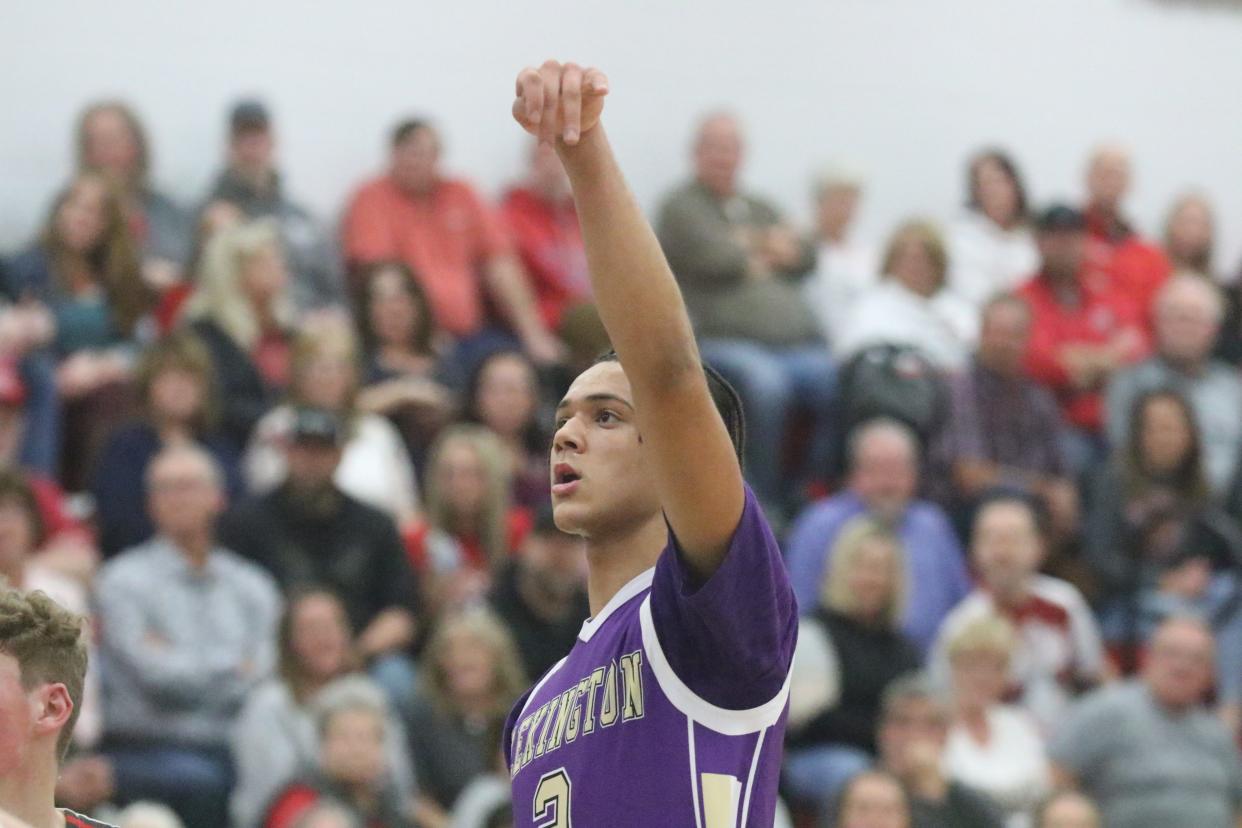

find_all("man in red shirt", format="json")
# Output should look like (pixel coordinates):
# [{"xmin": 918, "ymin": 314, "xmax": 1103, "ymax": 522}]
[
  {"xmin": 342, "ymin": 120, "xmax": 561, "ymax": 363},
  {"xmin": 1019, "ymin": 205, "xmax": 1148, "ymax": 472},
  {"xmin": 500, "ymin": 140, "xmax": 591, "ymax": 333},
  {"xmin": 1082, "ymin": 145, "xmax": 1171, "ymax": 325}
]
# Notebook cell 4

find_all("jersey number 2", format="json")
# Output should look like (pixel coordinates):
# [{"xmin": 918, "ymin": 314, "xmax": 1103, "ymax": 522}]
[{"xmin": 533, "ymin": 768, "xmax": 572, "ymax": 827}]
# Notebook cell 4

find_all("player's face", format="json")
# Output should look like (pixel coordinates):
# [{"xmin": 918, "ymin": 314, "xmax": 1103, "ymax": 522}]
[
  {"xmin": 550, "ymin": 362, "xmax": 661, "ymax": 537},
  {"xmin": 839, "ymin": 773, "xmax": 910, "ymax": 828}
]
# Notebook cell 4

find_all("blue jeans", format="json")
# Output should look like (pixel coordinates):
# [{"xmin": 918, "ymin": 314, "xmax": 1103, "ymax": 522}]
[
  {"xmin": 17, "ymin": 351, "xmax": 61, "ymax": 477},
  {"xmin": 106, "ymin": 744, "xmax": 232, "ymax": 828},
  {"xmin": 783, "ymin": 744, "xmax": 872, "ymax": 815},
  {"xmin": 698, "ymin": 339, "xmax": 836, "ymax": 508}
]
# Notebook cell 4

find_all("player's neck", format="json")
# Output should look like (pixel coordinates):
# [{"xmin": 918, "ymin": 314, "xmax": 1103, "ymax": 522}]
[
  {"xmin": 583, "ymin": 512, "xmax": 666, "ymax": 616},
  {"xmin": 0, "ymin": 757, "xmax": 60, "ymax": 828}
]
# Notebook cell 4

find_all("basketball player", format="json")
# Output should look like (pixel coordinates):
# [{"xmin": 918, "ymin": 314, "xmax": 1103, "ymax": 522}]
[
  {"xmin": 503, "ymin": 61, "xmax": 797, "ymax": 827},
  {"xmin": 0, "ymin": 588, "xmax": 113, "ymax": 828}
]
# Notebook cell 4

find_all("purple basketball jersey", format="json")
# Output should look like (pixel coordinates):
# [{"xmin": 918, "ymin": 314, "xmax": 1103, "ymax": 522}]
[{"xmin": 505, "ymin": 485, "xmax": 797, "ymax": 827}]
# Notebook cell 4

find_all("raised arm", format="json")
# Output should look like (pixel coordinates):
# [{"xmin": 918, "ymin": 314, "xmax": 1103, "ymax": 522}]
[{"xmin": 514, "ymin": 61, "xmax": 744, "ymax": 575}]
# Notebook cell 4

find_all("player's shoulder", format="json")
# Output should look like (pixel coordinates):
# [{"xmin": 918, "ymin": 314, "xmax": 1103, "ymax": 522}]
[{"xmin": 60, "ymin": 810, "xmax": 118, "ymax": 828}]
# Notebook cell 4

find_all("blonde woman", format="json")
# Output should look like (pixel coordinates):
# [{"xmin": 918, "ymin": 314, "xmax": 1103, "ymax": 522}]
[
  {"xmin": 785, "ymin": 517, "xmax": 921, "ymax": 820},
  {"xmin": 407, "ymin": 609, "xmax": 527, "ymax": 826},
  {"xmin": 182, "ymin": 218, "xmax": 295, "ymax": 448},
  {"xmin": 835, "ymin": 220, "xmax": 979, "ymax": 370},
  {"xmin": 944, "ymin": 613, "xmax": 1050, "ymax": 827},
  {"xmin": 242, "ymin": 314, "xmax": 420, "ymax": 527},
  {"xmin": 407, "ymin": 424, "xmax": 523, "ymax": 612}
]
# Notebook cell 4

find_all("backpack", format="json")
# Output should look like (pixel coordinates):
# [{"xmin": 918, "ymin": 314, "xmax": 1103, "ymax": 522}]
[{"xmin": 837, "ymin": 343, "xmax": 950, "ymax": 446}]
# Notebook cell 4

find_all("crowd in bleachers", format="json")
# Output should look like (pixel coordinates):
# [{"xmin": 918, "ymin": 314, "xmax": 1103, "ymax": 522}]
[{"xmin": 4, "ymin": 93, "xmax": 1242, "ymax": 828}]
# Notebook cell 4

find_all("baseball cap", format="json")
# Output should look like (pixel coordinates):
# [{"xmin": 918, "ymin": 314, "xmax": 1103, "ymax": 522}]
[
  {"xmin": 230, "ymin": 99, "xmax": 270, "ymax": 134},
  {"xmin": 1035, "ymin": 204, "xmax": 1086, "ymax": 233},
  {"xmin": 290, "ymin": 407, "xmax": 344, "ymax": 446}
]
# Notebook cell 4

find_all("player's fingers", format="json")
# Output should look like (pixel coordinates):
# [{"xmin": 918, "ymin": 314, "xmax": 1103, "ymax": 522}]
[
  {"xmin": 539, "ymin": 60, "xmax": 561, "ymax": 145},
  {"xmin": 561, "ymin": 62, "xmax": 583, "ymax": 144},
  {"xmin": 517, "ymin": 67, "xmax": 543, "ymax": 124},
  {"xmin": 584, "ymin": 68, "xmax": 610, "ymax": 97}
]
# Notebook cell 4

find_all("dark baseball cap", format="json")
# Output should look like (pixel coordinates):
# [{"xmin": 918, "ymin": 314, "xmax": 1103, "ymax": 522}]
[
  {"xmin": 290, "ymin": 407, "xmax": 344, "ymax": 446},
  {"xmin": 230, "ymin": 99, "xmax": 270, "ymax": 134},
  {"xmin": 1035, "ymin": 204, "xmax": 1086, "ymax": 233}
]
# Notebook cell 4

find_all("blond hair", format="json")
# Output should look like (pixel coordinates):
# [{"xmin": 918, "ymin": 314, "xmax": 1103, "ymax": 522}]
[
  {"xmin": 421, "ymin": 608, "xmax": 528, "ymax": 720},
  {"xmin": 880, "ymin": 219, "xmax": 949, "ymax": 292},
  {"xmin": 425, "ymin": 424, "xmax": 513, "ymax": 567},
  {"xmin": 0, "ymin": 588, "xmax": 87, "ymax": 760},
  {"xmin": 183, "ymin": 218, "xmax": 292, "ymax": 349},
  {"xmin": 288, "ymin": 313, "xmax": 362, "ymax": 412},
  {"xmin": 820, "ymin": 517, "xmax": 907, "ymax": 627},
  {"xmin": 946, "ymin": 612, "xmax": 1017, "ymax": 664}
]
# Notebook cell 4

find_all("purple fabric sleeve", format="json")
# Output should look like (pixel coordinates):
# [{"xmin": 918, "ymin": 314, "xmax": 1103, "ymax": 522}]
[{"xmin": 650, "ymin": 483, "xmax": 798, "ymax": 710}]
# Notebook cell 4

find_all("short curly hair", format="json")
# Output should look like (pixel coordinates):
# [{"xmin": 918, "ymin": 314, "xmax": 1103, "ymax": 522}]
[{"xmin": 0, "ymin": 588, "xmax": 87, "ymax": 760}]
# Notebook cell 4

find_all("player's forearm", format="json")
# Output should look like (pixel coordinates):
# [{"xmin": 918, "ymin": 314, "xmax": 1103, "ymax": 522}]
[{"xmin": 557, "ymin": 127, "xmax": 701, "ymax": 387}]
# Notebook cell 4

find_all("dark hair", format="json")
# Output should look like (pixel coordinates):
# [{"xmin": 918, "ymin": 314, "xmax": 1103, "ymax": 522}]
[
  {"xmin": 277, "ymin": 587, "xmax": 356, "ymax": 703},
  {"xmin": 76, "ymin": 100, "xmax": 150, "ymax": 185},
  {"xmin": 1122, "ymin": 387, "xmax": 1208, "ymax": 502},
  {"xmin": 0, "ymin": 469, "xmax": 45, "ymax": 549},
  {"xmin": 592, "ymin": 351, "xmax": 746, "ymax": 464},
  {"xmin": 465, "ymin": 349, "xmax": 548, "ymax": 457},
  {"xmin": 391, "ymin": 118, "xmax": 432, "ymax": 148},
  {"xmin": 968, "ymin": 148, "xmax": 1029, "ymax": 222},
  {"xmin": 134, "ymin": 330, "xmax": 219, "ymax": 432},
  {"xmin": 354, "ymin": 260, "xmax": 436, "ymax": 357},
  {"xmin": 831, "ymin": 770, "xmax": 911, "ymax": 828}
]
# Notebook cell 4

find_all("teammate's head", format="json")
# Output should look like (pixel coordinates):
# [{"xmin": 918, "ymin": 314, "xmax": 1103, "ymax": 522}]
[
  {"xmin": 0, "ymin": 588, "xmax": 87, "ymax": 767},
  {"xmin": 549, "ymin": 352, "xmax": 744, "ymax": 538}
]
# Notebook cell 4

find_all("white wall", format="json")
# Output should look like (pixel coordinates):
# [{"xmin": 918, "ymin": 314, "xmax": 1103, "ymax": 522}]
[{"xmin": 4, "ymin": 0, "xmax": 1242, "ymax": 269}]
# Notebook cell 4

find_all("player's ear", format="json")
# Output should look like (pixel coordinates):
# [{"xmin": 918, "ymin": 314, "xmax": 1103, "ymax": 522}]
[{"xmin": 31, "ymin": 683, "xmax": 73, "ymax": 740}]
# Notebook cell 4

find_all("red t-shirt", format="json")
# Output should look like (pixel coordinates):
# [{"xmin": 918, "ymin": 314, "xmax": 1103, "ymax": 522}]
[
  {"xmin": 499, "ymin": 186, "xmax": 590, "ymax": 330},
  {"xmin": 1018, "ymin": 268, "xmax": 1149, "ymax": 431},
  {"xmin": 403, "ymin": 506, "xmax": 533, "ymax": 573},
  {"xmin": 1084, "ymin": 207, "xmax": 1172, "ymax": 328},
  {"xmin": 343, "ymin": 176, "xmax": 511, "ymax": 337}
]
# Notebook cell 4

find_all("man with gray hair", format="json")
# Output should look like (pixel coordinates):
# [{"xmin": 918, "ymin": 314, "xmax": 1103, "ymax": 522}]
[
  {"xmin": 96, "ymin": 444, "xmax": 282, "ymax": 828},
  {"xmin": 785, "ymin": 418, "xmax": 970, "ymax": 651},
  {"xmin": 842, "ymin": 673, "xmax": 1002, "ymax": 828},
  {"xmin": 1106, "ymin": 273, "xmax": 1242, "ymax": 492}
]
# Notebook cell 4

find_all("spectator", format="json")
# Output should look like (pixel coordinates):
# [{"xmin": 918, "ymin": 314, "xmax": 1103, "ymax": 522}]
[
  {"xmin": 406, "ymin": 424, "xmax": 529, "ymax": 614},
  {"xmin": 91, "ymin": 331, "xmax": 243, "ymax": 557},
  {"xmin": 0, "ymin": 294, "xmax": 60, "ymax": 477},
  {"xmin": 0, "ymin": 469, "xmax": 101, "ymax": 749},
  {"xmin": 76, "ymin": 101, "xmax": 191, "ymax": 287},
  {"xmin": 930, "ymin": 495, "xmax": 1103, "ymax": 731},
  {"xmin": 786, "ymin": 518, "xmax": 921, "ymax": 818},
  {"xmin": 204, "ymin": 100, "xmax": 344, "ymax": 312},
  {"xmin": 1107, "ymin": 273, "xmax": 1242, "ymax": 494},
  {"xmin": 1032, "ymin": 792, "xmax": 1100, "ymax": 828},
  {"xmin": 115, "ymin": 802, "xmax": 185, "ymax": 828},
  {"xmin": 1081, "ymin": 145, "xmax": 1171, "ymax": 320},
  {"xmin": 462, "ymin": 349, "xmax": 549, "ymax": 510},
  {"xmin": 947, "ymin": 149, "xmax": 1038, "ymax": 310},
  {"xmin": 231, "ymin": 589, "xmax": 415, "ymax": 828},
  {"xmin": 342, "ymin": 119, "xmax": 560, "ymax": 363},
  {"xmin": 837, "ymin": 220, "xmax": 978, "ymax": 371},
  {"xmin": 406, "ymin": 609, "xmax": 527, "ymax": 822},
  {"xmin": 353, "ymin": 261, "xmax": 455, "ymax": 464},
  {"xmin": 289, "ymin": 804, "xmax": 361, "ymax": 828},
  {"xmin": 1163, "ymin": 193, "xmax": 1216, "ymax": 279},
  {"xmin": 488, "ymin": 506, "xmax": 588, "ymax": 681},
  {"xmin": 1018, "ymin": 204, "xmax": 1147, "ymax": 472},
  {"xmin": 1050, "ymin": 616, "xmax": 1242, "ymax": 828},
  {"xmin": 930, "ymin": 295, "xmax": 1076, "ymax": 539},
  {"xmin": 218, "ymin": 407, "xmax": 419, "ymax": 708},
  {"xmin": 6, "ymin": 172, "xmax": 155, "ymax": 489},
  {"xmin": 243, "ymin": 314, "xmax": 420, "ymax": 527},
  {"xmin": 262, "ymin": 686, "xmax": 411, "ymax": 828},
  {"xmin": 803, "ymin": 163, "xmax": 878, "ymax": 345},
  {"xmin": 828, "ymin": 770, "xmax": 911, "ymax": 828},
  {"xmin": 872, "ymin": 674, "xmax": 1003, "ymax": 828},
  {"xmin": 96, "ymin": 444, "xmax": 281, "ymax": 828},
  {"xmin": 498, "ymin": 141, "xmax": 591, "ymax": 333},
  {"xmin": 785, "ymin": 419, "xmax": 971, "ymax": 652},
  {"xmin": 182, "ymin": 218, "xmax": 295, "ymax": 448},
  {"xmin": 942, "ymin": 614, "xmax": 1051, "ymax": 826},
  {"xmin": 656, "ymin": 112, "xmax": 831, "ymax": 510}
]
